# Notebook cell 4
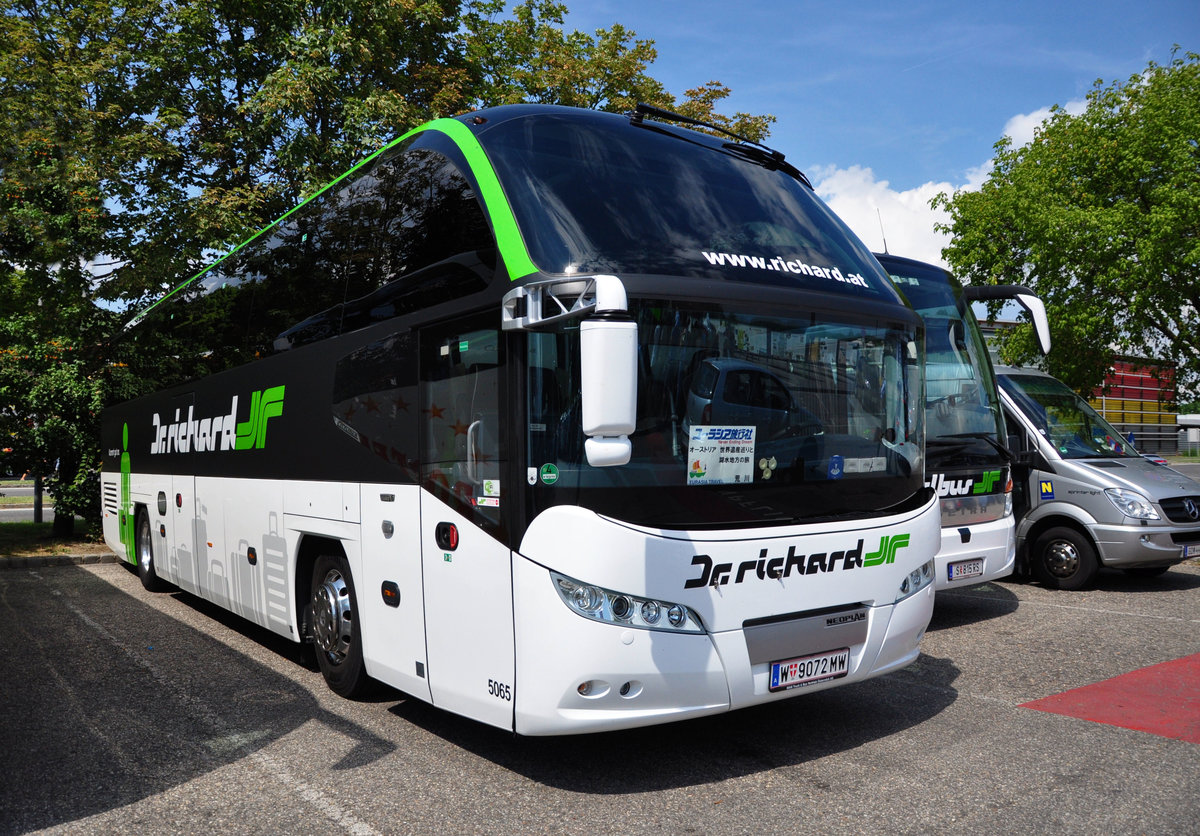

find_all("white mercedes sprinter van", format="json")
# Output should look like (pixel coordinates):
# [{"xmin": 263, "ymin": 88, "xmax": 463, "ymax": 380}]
[{"xmin": 998, "ymin": 366, "xmax": 1200, "ymax": 589}]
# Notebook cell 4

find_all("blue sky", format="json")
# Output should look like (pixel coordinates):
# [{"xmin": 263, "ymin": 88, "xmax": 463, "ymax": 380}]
[{"xmin": 564, "ymin": 0, "xmax": 1199, "ymax": 266}]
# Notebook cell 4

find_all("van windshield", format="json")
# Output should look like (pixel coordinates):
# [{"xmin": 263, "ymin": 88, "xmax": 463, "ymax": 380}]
[{"xmin": 999, "ymin": 373, "xmax": 1140, "ymax": 459}]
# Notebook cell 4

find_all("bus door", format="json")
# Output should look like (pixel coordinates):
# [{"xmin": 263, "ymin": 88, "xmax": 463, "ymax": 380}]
[
  {"xmin": 171, "ymin": 475, "xmax": 199, "ymax": 595},
  {"xmin": 418, "ymin": 315, "xmax": 515, "ymax": 730}
]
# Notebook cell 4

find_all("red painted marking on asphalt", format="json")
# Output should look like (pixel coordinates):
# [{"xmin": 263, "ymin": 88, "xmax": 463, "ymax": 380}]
[{"xmin": 1020, "ymin": 653, "xmax": 1200, "ymax": 744}]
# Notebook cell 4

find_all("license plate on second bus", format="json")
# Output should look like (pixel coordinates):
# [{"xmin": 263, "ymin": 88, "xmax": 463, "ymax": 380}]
[
  {"xmin": 948, "ymin": 558, "xmax": 984, "ymax": 581},
  {"xmin": 1184, "ymin": 544, "xmax": 1200, "ymax": 558},
  {"xmin": 769, "ymin": 648, "xmax": 850, "ymax": 692}
]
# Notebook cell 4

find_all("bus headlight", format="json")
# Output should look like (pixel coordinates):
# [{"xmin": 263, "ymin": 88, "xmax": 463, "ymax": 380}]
[
  {"xmin": 552, "ymin": 572, "xmax": 705, "ymax": 633},
  {"xmin": 895, "ymin": 559, "xmax": 935, "ymax": 602},
  {"xmin": 1105, "ymin": 488, "xmax": 1160, "ymax": 520}
]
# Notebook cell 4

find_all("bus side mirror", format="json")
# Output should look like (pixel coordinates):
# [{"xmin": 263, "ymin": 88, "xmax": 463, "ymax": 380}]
[
  {"xmin": 1014, "ymin": 293, "xmax": 1052, "ymax": 355},
  {"xmin": 963, "ymin": 284, "xmax": 1051, "ymax": 355},
  {"xmin": 580, "ymin": 280, "xmax": 636, "ymax": 467}
]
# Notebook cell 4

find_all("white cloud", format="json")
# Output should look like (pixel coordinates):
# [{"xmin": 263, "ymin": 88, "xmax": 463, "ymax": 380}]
[
  {"xmin": 810, "ymin": 164, "xmax": 956, "ymax": 268},
  {"xmin": 1002, "ymin": 98, "xmax": 1087, "ymax": 147},
  {"xmin": 811, "ymin": 98, "xmax": 1090, "ymax": 271}
]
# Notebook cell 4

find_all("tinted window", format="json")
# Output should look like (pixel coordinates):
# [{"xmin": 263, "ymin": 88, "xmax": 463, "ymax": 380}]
[
  {"xmin": 420, "ymin": 317, "xmax": 505, "ymax": 530},
  {"xmin": 690, "ymin": 362, "xmax": 718, "ymax": 398},
  {"xmin": 526, "ymin": 299, "xmax": 925, "ymax": 529},
  {"xmin": 136, "ymin": 135, "xmax": 496, "ymax": 381},
  {"xmin": 332, "ymin": 331, "xmax": 420, "ymax": 482},
  {"xmin": 481, "ymin": 110, "xmax": 896, "ymax": 297}
]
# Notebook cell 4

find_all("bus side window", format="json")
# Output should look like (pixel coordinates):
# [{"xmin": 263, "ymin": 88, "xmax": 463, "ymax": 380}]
[
  {"xmin": 157, "ymin": 138, "xmax": 501, "ymax": 382},
  {"xmin": 420, "ymin": 318, "xmax": 505, "ymax": 528},
  {"xmin": 331, "ymin": 331, "xmax": 421, "ymax": 481},
  {"xmin": 335, "ymin": 144, "xmax": 497, "ymax": 332}
]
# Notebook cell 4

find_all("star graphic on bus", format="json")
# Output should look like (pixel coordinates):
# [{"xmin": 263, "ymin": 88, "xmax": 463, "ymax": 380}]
[
  {"xmin": 427, "ymin": 403, "xmax": 445, "ymax": 419},
  {"xmin": 394, "ymin": 395, "xmax": 410, "ymax": 412},
  {"xmin": 449, "ymin": 419, "xmax": 470, "ymax": 436}
]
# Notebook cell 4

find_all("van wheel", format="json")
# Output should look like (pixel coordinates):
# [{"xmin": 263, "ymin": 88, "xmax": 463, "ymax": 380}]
[
  {"xmin": 1031, "ymin": 526, "xmax": 1098, "ymax": 590},
  {"xmin": 135, "ymin": 510, "xmax": 169, "ymax": 592},
  {"xmin": 311, "ymin": 553, "xmax": 372, "ymax": 698}
]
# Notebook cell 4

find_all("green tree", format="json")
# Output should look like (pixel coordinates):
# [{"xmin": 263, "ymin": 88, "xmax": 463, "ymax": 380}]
[
  {"xmin": 465, "ymin": 1, "xmax": 774, "ymax": 140},
  {"xmin": 933, "ymin": 50, "xmax": 1200, "ymax": 396},
  {"xmin": 0, "ymin": 0, "xmax": 774, "ymax": 530},
  {"xmin": 0, "ymin": 0, "xmax": 154, "ymax": 532}
]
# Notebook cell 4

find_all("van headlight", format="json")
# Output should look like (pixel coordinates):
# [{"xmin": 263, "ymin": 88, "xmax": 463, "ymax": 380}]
[
  {"xmin": 1105, "ymin": 488, "xmax": 1160, "ymax": 520},
  {"xmin": 895, "ymin": 559, "xmax": 935, "ymax": 602},
  {"xmin": 552, "ymin": 572, "xmax": 705, "ymax": 633}
]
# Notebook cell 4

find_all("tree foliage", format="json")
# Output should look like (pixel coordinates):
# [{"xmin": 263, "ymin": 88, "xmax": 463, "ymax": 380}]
[
  {"xmin": 464, "ymin": 1, "xmax": 774, "ymax": 140},
  {"xmin": 933, "ymin": 50, "xmax": 1200, "ymax": 397},
  {"xmin": 0, "ymin": 0, "xmax": 774, "ymax": 528}
]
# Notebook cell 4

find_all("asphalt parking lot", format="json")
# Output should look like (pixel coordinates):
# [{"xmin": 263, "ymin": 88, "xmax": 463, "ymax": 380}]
[{"xmin": 2, "ymin": 558, "xmax": 1197, "ymax": 835}]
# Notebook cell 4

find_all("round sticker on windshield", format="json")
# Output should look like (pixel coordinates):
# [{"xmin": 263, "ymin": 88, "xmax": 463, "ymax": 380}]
[
  {"xmin": 828, "ymin": 455, "xmax": 844, "ymax": 480},
  {"xmin": 539, "ymin": 464, "xmax": 559, "ymax": 485}
]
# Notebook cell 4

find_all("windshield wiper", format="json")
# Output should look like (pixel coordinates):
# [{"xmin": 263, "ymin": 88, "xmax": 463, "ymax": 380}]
[{"xmin": 629, "ymin": 103, "xmax": 811, "ymax": 187}]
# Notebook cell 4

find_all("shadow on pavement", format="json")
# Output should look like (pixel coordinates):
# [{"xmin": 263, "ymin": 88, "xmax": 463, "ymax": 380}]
[
  {"xmin": 386, "ymin": 653, "xmax": 961, "ymax": 794},
  {"xmin": 0, "ymin": 564, "xmax": 395, "ymax": 834},
  {"xmin": 926, "ymin": 580, "xmax": 1021, "ymax": 631}
]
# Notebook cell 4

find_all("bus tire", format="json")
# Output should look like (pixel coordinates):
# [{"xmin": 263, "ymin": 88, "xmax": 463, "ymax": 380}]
[
  {"xmin": 311, "ymin": 553, "xmax": 372, "ymax": 698},
  {"xmin": 135, "ymin": 509, "xmax": 169, "ymax": 592},
  {"xmin": 1031, "ymin": 526, "xmax": 1098, "ymax": 590}
]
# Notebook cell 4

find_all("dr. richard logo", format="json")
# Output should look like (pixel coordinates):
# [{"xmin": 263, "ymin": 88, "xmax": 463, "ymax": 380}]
[
  {"xmin": 684, "ymin": 533, "xmax": 910, "ymax": 589},
  {"xmin": 149, "ymin": 385, "xmax": 285, "ymax": 455}
]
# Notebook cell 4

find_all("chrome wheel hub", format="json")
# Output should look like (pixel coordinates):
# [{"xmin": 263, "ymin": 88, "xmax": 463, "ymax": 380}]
[
  {"xmin": 312, "ymin": 569, "xmax": 353, "ymax": 662},
  {"xmin": 136, "ymin": 518, "xmax": 153, "ymax": 572},
  {"xmin": 1044, "ymin": 540, "xmax": 1080, "ymax": 578}
]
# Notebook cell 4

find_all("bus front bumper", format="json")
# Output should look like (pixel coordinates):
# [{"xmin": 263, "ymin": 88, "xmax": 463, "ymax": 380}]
[
  {"xmin": 512, "ymin": 558, "xmax": 933, "ymax": 735},
  {"xmin": 934, "ymin": 515, "xmax": 1016, "ymax": 590}
]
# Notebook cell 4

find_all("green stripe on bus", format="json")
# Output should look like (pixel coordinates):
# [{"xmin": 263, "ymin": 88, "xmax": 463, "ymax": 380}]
[
  {"xmin": 129, "ymin": 116, "xmax": 537, "ymax": 328},
  {"xmin": 426, "ymin": 118, "xmax": 538, "ymax": 282}
]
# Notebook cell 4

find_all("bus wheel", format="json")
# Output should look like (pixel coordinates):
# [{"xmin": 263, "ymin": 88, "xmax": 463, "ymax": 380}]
[
  {"xmin": 135, "ymin": 510, "xmax": 169, "ymax": 592},
  {"xmin": 1031, "ymin": 526, "xmax": 1098, "ymax": 590},
  {"xmin": 311, "ymin": 553, "xmax": 371, "ymax": 698}
]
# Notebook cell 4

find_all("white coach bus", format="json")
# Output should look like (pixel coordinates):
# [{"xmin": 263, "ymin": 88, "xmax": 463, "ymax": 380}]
[
  {"xmin": 877, "ymin": 253, "xmax": 1050, "ymax": 591},
  {"xmin": 101, "ymin": 104, "xmax": 939, "ymax": 735}
]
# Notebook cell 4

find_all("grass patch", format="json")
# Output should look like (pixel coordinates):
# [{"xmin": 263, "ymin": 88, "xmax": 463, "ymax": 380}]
[{"xmin": 0, "ymin": 521, "xmax": 108, "ymax": 557}]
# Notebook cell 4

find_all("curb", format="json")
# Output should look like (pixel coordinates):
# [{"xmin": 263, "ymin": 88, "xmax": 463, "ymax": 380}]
[{"xmin": 0, "ymin": 553, "xmax": 120, "ymax": 570}]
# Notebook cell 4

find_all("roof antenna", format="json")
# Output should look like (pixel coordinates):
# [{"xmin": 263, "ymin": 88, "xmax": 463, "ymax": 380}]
[{"xmin": 876, "ymin": 208, "xmax": 889, "ymax": 255}]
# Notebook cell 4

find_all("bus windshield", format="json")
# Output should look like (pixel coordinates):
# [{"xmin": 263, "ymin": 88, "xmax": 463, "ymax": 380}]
[
  {"xmin": 880, "ymin": 256, "xmax": 1005, "ymax": 469},
  {"xmin": 481, "ymin": 108, "xmax": 896, "ymax": 294},
  {"xmin": 999, "ymin": 372, "xmax": 1140, "ymax": 460},
  {"xmin": 526, "ymin": 297, "xmax": 924, "ymax": 529}
]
